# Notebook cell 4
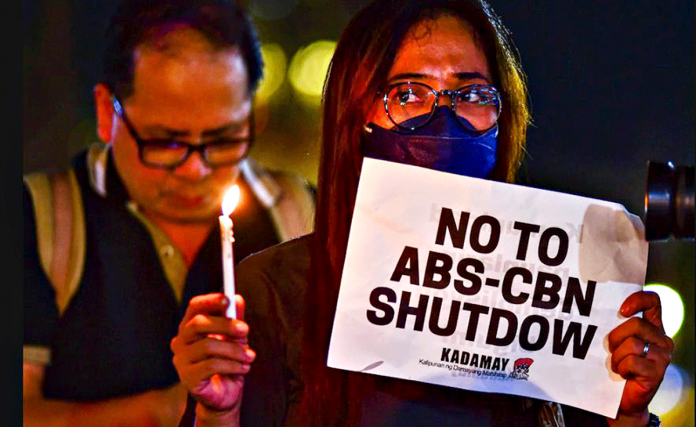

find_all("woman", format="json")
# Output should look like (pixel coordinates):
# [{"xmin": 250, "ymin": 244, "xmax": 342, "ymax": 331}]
[{"xmin": 171, "ymin": 1, "xmax": 672, "ymax": 426}]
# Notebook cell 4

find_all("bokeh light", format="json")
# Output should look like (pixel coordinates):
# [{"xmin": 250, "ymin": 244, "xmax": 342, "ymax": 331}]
[
  {"xmin": 644, "ymin": 284, "xmax": 685, "ymax": 338},
  {"xmin": 288, "ymin": 40, "xmax": 336, "ymax": 106},
  {"xmin": 649, "ymin": 364, "xmax": 690, "ymax": 416},
  {"xmin": 255, "ymin": 43, "xmax": 288, "ymax": 105}
]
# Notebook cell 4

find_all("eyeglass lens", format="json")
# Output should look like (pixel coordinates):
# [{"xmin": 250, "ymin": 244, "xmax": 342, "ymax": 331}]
[
  {"xmin": 140, "ymin": 138, "xmax": 250, "ymax": 168},
  {"xmin": 385, "ymin": 83, "xmax": 500, "ymax": 131}
]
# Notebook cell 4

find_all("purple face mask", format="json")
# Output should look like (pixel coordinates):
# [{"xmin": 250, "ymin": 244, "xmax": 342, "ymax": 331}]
[{"xmin": 363, "ymin": 106, "xmax": 498, "ymax": 178}]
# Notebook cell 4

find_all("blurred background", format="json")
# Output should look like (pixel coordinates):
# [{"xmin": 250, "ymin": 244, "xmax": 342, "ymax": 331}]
[{"xmin": 22, "ymin": 0, "xmax": 694, "ymax": 424}]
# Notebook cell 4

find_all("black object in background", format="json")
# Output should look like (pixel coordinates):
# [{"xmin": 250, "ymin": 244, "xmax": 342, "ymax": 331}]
[{"xmin": 644, "ymin": 161, "xmax": 695, "ymax": 241}]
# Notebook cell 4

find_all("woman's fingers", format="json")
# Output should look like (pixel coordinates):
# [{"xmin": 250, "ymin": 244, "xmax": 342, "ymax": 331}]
[
  {"xmin": 179, "ymin": 336, "xmax": 256, "ymax": 365},
  {"xmin": 615, "ymin": 355, "xmax": 653, "ymax": 380},
  {"xmin": 172, "ymin": 317, "xmax": 256, "ymax": 393},
  {"xmin": 176, "ymin": 314, "xmax": 249, "ymax": 344},
  {"xmin": 607, "ymin": 317, "xmax": 673, "ymax": 354},
  {"xmin": 610, "ymin": 336, "xmax": 672, "ymax": 375},
  {"xmin": 187, "ymin": 357, "xmax": 252, "ymax": 384},
  {"xmin": 174, "ymin": 355, "xmax": 251, "ymax": 390},
  {"xmin": 614, "ymin": 353, "xmax": 668, "ymax": 396},
  {"xmin": 180, "ymin": 293, "xmax": 230, "ymax": 327},
  {"xmin": 174, "ymin": 293, "xmax": 250, "ymax": 346},
  {"xmin": 180, "ymin": 293, "xmax": 245, "ymax": 323}
]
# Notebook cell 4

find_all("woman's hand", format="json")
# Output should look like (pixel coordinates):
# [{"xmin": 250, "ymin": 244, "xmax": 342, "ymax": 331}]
[
  {"xmin": 606, "ymin": 290, "xmax": 674, "ymax": 426},
  {"xmin": 171, "ymin": 293, "xmax": 256, "ymax": 418}
]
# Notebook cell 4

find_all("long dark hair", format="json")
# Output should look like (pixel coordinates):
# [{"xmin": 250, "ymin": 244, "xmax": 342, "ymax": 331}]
[{"xmin": 304, "ymin": 0, "xmax": 530, "ymax": 424}]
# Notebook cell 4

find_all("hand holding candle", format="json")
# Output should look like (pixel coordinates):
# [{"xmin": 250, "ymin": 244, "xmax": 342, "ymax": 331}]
[{"xmin": 219, "ymin": 185, "xmax": 241, "ymax": 319}]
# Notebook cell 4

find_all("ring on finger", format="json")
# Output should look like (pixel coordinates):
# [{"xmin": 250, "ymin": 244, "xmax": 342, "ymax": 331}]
[{"xmin": 641, "ymin": 342, "xmax": 650, "ymax": 357}]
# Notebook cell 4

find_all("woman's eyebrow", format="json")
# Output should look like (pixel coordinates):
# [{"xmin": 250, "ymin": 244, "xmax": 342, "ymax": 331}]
[
  {"xmin": 453, "ymin": 71, "xmax": 491, "ymax": 82},
  {"xmin": 388, "ymin": 71, "xmax": 491, "ymax": 83},
  {"xmin": 388, "ymin": 72, "xmax": 430, "ymax": 82}
]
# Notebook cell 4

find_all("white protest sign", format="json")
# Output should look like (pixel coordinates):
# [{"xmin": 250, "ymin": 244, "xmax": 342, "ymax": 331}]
[{"xmin": 327, "ymin": 158, "xmax": 648, "ymax": 418}]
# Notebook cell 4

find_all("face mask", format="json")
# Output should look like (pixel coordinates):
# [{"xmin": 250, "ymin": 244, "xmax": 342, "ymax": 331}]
[{"xmin": 363, "ymin": 106, "xmax": 498, "ymax": 178}]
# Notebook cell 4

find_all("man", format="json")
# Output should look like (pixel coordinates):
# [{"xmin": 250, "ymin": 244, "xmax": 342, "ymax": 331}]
[{"xmin": 23, "ymin": 0, "xmax": 315, "ymax": 425}]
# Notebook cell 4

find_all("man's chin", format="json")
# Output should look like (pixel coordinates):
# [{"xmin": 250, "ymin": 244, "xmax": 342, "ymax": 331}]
[
  {"xmin": 148, "ymin": 204, "xmax": 220, "ymax": 225},
  {"xmin": 165, "ymin": 214, "xmax": 219, "ymax": 224},
  {"xmin": 164, "ymin": 208, "xmax": 220, "ymax": 224}
]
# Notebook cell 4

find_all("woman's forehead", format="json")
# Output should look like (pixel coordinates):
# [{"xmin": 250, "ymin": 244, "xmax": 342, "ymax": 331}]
[{"xmin": 387, "ymin": 14, "xmax": 491, "ymax": 83}]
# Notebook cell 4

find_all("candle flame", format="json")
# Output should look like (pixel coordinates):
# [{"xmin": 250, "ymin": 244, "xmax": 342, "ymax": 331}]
[{"xmin": 221, "ymin": 185, "xmax": 241, "ymax": 216}]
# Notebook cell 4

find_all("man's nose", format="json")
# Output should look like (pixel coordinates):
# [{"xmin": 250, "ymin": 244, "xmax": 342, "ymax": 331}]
[{"xmin": 172, "ymin": 150, "xmax": 212, "ymax": 181}]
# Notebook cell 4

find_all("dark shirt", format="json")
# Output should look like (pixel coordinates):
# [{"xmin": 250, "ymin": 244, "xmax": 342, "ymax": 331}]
[
  {"xmin": 228, "ymin": 234, "xmax": 607, "ymax": 426},
  {"xmin": 24, "ymin": 148, "xmax": 281, "ymax": 400}
]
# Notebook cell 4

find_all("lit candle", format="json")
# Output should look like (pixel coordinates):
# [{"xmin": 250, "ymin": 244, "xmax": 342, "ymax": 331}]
[{"xmin": 219, "ymin": 185, "xmax": 241, "ymax": 319}]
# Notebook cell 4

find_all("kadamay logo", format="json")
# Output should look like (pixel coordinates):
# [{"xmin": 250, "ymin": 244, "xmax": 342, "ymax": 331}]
[
  {"xmin": 366, "ymin": 207, "xmax": 599, "ymax": 361},
  {"xmin": 508, "ymin": 358, "xmax": 534, "ymax": 380}
]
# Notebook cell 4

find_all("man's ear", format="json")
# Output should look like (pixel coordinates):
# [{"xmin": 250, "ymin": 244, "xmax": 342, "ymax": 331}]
[{"xmin": 94, "ymin": 83, "xmax": 115, "ymax": 144}]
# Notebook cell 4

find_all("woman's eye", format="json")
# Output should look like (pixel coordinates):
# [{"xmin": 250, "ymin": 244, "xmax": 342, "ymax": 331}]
[
  {"xmin": 395, "ymin": 91, "xmax": 420, "ymax": 105},
  {"xmin": 461, "ymin": 91, "xmax": 494, "ymax": 105},
  {"xmin": 468, "ymin": 93, "xmax": 481, "ymax": 103}
]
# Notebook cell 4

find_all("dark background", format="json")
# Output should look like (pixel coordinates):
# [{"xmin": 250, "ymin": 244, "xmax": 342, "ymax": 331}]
[{"xmin": 22, "ymin": 0, "xmax": 694, "ymax": 424}]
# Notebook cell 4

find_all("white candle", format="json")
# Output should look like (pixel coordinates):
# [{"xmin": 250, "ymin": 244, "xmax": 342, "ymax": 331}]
[{"xmin": 220, "ymin": 185, "xmax": 241, "ymax": 319}]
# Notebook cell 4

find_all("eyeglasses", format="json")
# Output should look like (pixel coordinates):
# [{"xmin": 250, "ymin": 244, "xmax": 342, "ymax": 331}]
[
  {"xmin": 112, "ymin": 97, "xmax": 254, "ymax": 169},
  {"xmin": 381, "ymin": 82, "xmax": 502, "ymax": 132}
]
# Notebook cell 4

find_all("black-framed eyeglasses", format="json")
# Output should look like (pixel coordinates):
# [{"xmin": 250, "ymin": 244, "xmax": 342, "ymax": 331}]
[
  {"xmin": 112, "ymin": 97, "xmax": 254, "ymax": 169},
  {"xmin": 381, "ymin": 82, "xmax": 503, "ymax": 132}
]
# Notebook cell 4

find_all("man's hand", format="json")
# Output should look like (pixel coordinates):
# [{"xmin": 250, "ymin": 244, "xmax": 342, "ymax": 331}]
[
  {"xmin": 606, "ymin": 290, "xmax": 673, "ymax": 427},
  {"xmin": 171, "ymin": 293, "xmax": 255, "ymax": 419}
]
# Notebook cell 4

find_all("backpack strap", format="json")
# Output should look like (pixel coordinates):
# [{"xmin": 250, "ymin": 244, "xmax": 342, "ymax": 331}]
[
  {"xmin": 24, "ymin": 168, "xmax": 86, "ymax": 316},
  {"xmin": 538, "ymin": 401, "xmax": 566, "ymax": 427},
  {"xmin": 268, "ymin": 172, "xmax": 316, "ymax": 242},
  {"xmin": 50, "ymin": 171, "xmax": 74, "ymax": 296},
  {"xmin": 239, "ymin": 158, "xmax": 315, "ymax": 242},
  {"xmin": 24, "ymin": 173, "xmax": 53, "ymax": 276}
]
